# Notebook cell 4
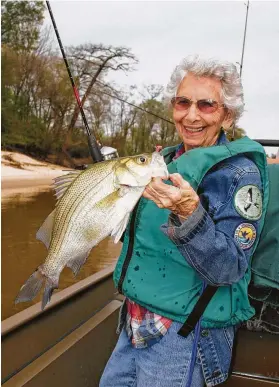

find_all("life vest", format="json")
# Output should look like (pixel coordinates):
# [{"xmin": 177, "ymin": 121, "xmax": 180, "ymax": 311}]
[
  {"xmin": 250, "ymin": 163, "xmax": 279, "ymax": 289},
  {"xmin": 113, "ymin": 137, "xmax": 269, "ymax": 328}
]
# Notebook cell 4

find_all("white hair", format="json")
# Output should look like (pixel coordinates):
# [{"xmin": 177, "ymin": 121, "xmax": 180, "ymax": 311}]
[{"xmin": 164, "ymin": 55, "xmax": 244, "ymax": 124}]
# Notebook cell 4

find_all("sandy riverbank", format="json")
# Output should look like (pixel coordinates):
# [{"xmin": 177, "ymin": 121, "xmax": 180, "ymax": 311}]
[
  {"xmin": 1, "ymin": 151, "xmax": 72, "ymax": 195},
  {"xmin": 2, "ymin": 150, "xmax": 278, "ymax": 195}
]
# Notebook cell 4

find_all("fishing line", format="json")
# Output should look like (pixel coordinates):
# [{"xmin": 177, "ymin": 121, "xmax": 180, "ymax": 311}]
[
  {"xmin": 46, "ymin": 1, "xmax": 103, "ymax": 163},
  {"xmin": 95, "ymin": 81, "xmax": 174, "ymax": 125}
]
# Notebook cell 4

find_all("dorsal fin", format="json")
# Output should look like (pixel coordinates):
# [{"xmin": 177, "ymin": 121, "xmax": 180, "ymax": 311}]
[{"xmin": 53, "ymin": 171, "xmax": 81, "ymax": 200}]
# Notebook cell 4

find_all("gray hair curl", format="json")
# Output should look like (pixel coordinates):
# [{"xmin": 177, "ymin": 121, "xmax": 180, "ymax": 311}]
[{"xmin": 164, "ymin": 55, "xmax": 244, "ymax": 124}]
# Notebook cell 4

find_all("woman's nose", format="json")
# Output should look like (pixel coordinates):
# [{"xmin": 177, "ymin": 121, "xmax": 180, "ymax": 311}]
[{"xmin": 184, "ymin": 103, "xmax": 200, "ymax": 122}]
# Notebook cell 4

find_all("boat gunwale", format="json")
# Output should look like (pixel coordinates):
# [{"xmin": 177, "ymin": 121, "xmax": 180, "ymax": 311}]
[{"xmin": 1, "ymin": 263, "xmax": 116, "ymax": 336}]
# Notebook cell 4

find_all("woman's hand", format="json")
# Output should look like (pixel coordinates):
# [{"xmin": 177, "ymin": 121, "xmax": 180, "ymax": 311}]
[{"xmin": 143, "ymin": 173, "xmax": 199, "ymax": 220}]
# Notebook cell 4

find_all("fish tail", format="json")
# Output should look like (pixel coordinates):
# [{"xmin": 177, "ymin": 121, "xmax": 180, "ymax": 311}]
[
  {"xmin": 15, "ymin": 267, "xmax": 44, "ymax": 305},
  {"xmin": 15, "ymin": 266, "xmax": 57, "ymax": 310},
  {"xmin": 41, "ymin": 278, "xmax": 56, "ymax": 310}
]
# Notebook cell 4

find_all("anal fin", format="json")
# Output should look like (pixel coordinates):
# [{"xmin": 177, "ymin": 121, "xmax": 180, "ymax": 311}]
[{"xmin": 67, "ymin": 250, "xmax": 91, "ymax": 277}]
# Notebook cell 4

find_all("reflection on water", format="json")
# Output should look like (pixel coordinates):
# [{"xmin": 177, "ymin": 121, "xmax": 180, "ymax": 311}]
[{"xmin": 1, "ymin": 188, "xmax": 121, "ymax": 320}]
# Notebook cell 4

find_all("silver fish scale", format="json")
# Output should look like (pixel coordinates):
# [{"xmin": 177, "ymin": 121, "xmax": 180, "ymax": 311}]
[{"xmin": 43, "ymin": 161, "xmax": 118, "ymax": 279}]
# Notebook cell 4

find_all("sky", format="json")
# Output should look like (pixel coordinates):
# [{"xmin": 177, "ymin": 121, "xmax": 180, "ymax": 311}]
[{"xmin": 44, "ymin": 1, "xmax": 279, "ymax": 153}]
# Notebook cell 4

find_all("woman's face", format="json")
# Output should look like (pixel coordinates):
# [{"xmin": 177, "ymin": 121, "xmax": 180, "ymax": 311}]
[{"xmin": 172, "ymin": 73, "xmax": 233, "ymax": 151}]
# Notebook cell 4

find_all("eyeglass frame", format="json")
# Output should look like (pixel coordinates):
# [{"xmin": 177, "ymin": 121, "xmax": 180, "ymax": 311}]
[{"xmin": 171, "ymin": 96, "xmax": 226, "ymax": 114}]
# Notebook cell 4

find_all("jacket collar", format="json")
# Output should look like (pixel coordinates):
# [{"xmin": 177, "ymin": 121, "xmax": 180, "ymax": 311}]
[{"xmin": 161, "ymin": 129, "xmax": 229, "ymax": 161}]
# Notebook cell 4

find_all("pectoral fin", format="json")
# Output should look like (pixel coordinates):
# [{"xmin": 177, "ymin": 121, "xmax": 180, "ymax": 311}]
[
  {"xmin": 111, "ymin": 213, "xmax": 130, "ymax": 244},
  {"xmin": 36, "ymin": 210, "xmax": 56, "ymax": 249}
]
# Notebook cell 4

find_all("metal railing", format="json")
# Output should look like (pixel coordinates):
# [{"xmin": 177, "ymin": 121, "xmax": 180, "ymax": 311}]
[{"xmin": 254, "ymin": 139, "xmax": 279, "ymax": 147}]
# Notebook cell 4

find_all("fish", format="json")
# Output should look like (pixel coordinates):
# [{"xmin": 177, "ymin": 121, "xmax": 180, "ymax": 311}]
[{"xmin": 15, "ymin": 152, "xmax": 168, "ymax": 310}]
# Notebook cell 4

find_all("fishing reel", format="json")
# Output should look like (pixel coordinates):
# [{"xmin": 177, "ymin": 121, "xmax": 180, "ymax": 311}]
[{"xmin": 100, "ymin": 146, "xmax": 119, "ymax": 161}]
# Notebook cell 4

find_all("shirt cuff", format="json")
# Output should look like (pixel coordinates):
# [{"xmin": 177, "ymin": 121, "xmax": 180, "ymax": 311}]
[{"xmin": 160, "ymin": 202, "xmax": 207, "ymax": 244}]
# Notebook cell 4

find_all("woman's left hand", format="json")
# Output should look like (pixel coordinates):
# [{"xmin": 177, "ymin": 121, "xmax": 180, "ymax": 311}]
[{"xmin": 143, "ymin": 173, "xmax": 200, "ymax": 220}]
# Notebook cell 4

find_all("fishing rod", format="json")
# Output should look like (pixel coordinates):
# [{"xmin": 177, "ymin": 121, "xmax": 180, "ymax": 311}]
[
  {"xmin": 239, "ymin": 0, "xmax": 250, "ymax": 77},
  {"xmin": 46, "ymin": 1, "xmax": 103, "ymax": 163}
]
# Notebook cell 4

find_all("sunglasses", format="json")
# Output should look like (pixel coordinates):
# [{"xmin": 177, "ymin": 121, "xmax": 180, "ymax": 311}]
[{"xmin": 171, "ymin": 96, "xmax": 225, "ymax": 114}]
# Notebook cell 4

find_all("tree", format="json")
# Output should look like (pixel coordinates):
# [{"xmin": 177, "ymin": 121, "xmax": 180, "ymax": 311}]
[
  {"xmin": 1, "ymin": 28, "xmax": 76, "ymax": 157},
  {"xmin": 60, "ymin": 44, "xmax": 138, "ymax": 166},
  {"xmin": 1, "ymin": 1, "xmax": 51, "ymax": 155},
  {"xmin": 1, "ymin": 1, "xmax": 45, "ymax": 52}
]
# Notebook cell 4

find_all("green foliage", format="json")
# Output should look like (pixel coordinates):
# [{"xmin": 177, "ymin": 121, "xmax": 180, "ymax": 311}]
[{"xmin": 1, "ymin": 1, "xmax": 45, "ymax": 52}]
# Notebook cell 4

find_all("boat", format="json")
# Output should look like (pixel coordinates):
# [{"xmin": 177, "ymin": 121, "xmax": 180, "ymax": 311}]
[{"xmin": 2, "ymin": 140, "xmax": 279, "ymax": 387}]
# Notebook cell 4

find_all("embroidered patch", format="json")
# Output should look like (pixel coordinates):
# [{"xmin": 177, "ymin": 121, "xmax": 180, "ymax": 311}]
[
  {"xmin": 234, "ymin": 185, "xmax": 262, "ymax": 220},
  {"xmin": 234, "ymin": 223, "xmax": 257, "ymax": 250}
]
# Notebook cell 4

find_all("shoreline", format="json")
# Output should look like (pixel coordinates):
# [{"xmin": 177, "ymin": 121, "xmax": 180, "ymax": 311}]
[
  {"xmin": 1, "ymin": 150, "xmax": 72, "ymax": 195},
  {"xmin": 2, "ymin": 176, "xmax": 55, "ymax": 193}
]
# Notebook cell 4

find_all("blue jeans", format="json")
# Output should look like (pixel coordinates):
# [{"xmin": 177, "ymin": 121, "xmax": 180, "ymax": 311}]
[{"xmin": 100, "ymin": 322, "xmax": 205, "ymax": 387}]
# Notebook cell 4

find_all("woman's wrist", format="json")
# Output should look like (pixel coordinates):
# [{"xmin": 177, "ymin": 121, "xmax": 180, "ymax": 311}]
[
  {"xmin": 178, "ymin": 213, "xmax": 189, "ymax": 222},
  {"xmin": 175, "ymin": 207, "xmax": 197, "ymax": 222}
]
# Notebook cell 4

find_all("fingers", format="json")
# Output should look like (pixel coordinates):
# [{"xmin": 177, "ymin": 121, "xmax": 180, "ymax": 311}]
[
  {"xmin": 151, "ymin": 176, "xmax": 168, "ymax": 187},
  {"xmin": 142, "ymin": 189, "xmax": 164, "ymax": 208},
  {"xmin": 169, "ymin": 173, "xmax": 191, "ymax": 190},
  {"xmin": 143, "ymin": 173, "xmax": 199, "ymax": 216},
  {"xmin": 145, "ymin": 177, "xmax": 171, "ymax": 195},
  {"xmin": 146, "ymin": 175, "xmax": 191, "ymax": 199},
  {"xmin": 144, "ymin": 183, "xmax": 178, "ymax": 202},
  {"xmin": 143, "ymin": 177, "xmax": 180, "ymax": 210},
  {"xmin": 169, "ymin": 173, "xmax": 183, "ymax": 186}
]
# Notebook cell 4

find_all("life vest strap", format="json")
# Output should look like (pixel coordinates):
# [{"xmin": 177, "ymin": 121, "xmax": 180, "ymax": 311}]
[{"xmin": 178, "ymin": 285, "xmax": 218, "ymax": 337}]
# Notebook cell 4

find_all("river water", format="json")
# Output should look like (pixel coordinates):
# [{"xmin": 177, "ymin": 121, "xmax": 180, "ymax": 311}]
[{"xmin": 1, "ymin": 187, "xmax": 122, "ymax": 320}]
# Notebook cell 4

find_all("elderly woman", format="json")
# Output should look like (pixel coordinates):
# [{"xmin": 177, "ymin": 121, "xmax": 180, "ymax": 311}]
[{"xmin": 100, "ymin": 56, "xmax": 268, "ymax": 387}]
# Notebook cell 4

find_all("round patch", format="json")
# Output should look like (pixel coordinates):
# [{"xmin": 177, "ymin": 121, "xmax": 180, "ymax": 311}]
[
  {"xmin": 234, "ymin": 223, "xmax": 257, "ymax": 250},
  {"xmin": 234, "ymin": 185, "xmax": 262, "ymax": 220}
]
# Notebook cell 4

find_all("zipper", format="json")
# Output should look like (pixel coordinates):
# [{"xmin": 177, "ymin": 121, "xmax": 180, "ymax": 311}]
[{"xmin": 117, "ymin": 201, "xmax": 140, "ymax": 294}]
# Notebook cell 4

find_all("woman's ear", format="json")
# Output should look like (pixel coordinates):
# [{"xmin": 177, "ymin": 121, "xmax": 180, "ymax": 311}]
[{"xmin": 222, "ymin": 110, "xmax": 234, "ymax": 130}]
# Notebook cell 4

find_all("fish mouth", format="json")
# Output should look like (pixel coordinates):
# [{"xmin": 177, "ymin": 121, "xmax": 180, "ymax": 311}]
[
  {"xmin": 151, "ymin": 152, "xmax": 169, "ymax": 179},
  {"xmin": 152, "ymin": 169, "xmax": 169, "ymax": 179},
  {"xmin": 151, "ymin": 167, "xmax": 169, "ymax": 179},
  {"xmin": 162, "ymin": 168, "xmax": 169, "ymax": 179}
]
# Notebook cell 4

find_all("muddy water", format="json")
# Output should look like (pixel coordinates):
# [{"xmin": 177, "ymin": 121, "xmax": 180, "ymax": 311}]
[{"xmin": 1, "ymin": 187, "xmax": 122, "ymax": 320}]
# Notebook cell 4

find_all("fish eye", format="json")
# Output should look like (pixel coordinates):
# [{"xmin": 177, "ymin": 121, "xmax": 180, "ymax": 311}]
[{"xmin": 138, "ymin": 156, "xmax": 147, "ymax": 164}]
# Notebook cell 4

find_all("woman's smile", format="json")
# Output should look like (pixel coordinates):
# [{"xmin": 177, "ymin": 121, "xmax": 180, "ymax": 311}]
[{"xmin": 182, "ymin": 125, "xmax": 206, "ymax": 133}]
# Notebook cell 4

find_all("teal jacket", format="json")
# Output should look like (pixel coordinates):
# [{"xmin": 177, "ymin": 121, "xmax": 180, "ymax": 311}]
[{"xmin": 114, "ymin": 135, "xmax": 269, "ymax": 327}]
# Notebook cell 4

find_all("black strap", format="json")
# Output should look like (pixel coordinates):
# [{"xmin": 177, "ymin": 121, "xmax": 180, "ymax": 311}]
[{"xmin": 178, "ymin": 285, "xmax": 218, "ymax": 337}]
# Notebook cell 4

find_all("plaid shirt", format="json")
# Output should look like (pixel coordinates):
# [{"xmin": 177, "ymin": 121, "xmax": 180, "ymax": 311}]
[
  {"xmin": 118, "ymin": 298, "xmax": 172, "ymax": 348},
  {"xmin": 119, "ymin": 144, "xmax": 185, "ymax": 348}
]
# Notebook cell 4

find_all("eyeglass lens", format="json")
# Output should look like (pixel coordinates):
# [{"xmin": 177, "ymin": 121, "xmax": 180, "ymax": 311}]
[{"xmin": 172, "ymin": 97, "xmax": 219, "ymax": 114}]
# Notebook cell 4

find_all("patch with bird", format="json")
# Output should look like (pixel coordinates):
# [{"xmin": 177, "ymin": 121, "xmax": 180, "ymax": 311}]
[
  {"xmin": 234, "ymin": 185, "xmax": 262, "ymax": 220},
  {"xmin": 234, "ymin": 223, "xmax": 257, "ymax": 250}
]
